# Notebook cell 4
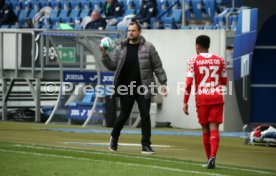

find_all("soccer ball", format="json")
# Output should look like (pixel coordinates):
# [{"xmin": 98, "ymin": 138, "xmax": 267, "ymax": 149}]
[{"xmin": 100, "ymin": 37, "xmax": 115, "ymax": 52}]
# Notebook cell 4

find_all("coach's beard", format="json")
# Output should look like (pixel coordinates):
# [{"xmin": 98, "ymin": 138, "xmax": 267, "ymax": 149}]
[{"xmin": 129, "ymin": 37, "xmax": 139, "ymax": 44}]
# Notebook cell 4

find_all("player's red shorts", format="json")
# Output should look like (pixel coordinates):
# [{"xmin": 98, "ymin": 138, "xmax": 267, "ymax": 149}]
[{"xmin": 196, "ymin": 104, "xmax": 223, "ymax": 126}]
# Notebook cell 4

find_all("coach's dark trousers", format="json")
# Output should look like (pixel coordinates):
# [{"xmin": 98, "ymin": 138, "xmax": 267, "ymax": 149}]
[{"xmin": 111, "ymin": 93, "xmax": 152, "ymax": 146}]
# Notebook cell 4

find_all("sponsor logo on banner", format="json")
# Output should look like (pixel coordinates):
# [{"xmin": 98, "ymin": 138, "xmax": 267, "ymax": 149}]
[
  {"xmin": 67, "ymin": 107, "xmax": 104, "ymax": 120},
  {"xmin": 63, "ymin": 71, "xmax": 114, "ymax": 84}
]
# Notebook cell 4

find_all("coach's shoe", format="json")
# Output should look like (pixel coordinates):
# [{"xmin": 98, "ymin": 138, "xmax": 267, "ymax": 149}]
[
  {"xmin": 109, "ymin": 136, "xmax": 118, "ymax": 152},
  {"xmin": 141, "ymin": 146, "xmax": 155, "ymax": 154},
  {"xmin": 202, "ymin": 157, "xmax": 216, "ymax": 169}
]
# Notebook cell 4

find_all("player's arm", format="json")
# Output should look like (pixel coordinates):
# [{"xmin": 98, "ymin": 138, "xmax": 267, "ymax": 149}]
[
  {"xmin": 220, "ymin": 58, "xmax": 227, "ymax": 86},
  {"xmin": 183, "ymin": 58, "xmax": 195, "ymax": 115},
  {"xmin": 100, "ymin": 46, "xmax": 119, "ymax": 71}
]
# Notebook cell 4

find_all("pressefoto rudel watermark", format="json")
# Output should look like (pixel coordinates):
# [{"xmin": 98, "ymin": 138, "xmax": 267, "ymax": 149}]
[{"xmin": 43, "ymin": 81, "xmax": 233, "ymax": 96}]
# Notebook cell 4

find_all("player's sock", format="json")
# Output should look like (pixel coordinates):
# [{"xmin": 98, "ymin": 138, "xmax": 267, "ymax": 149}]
[
  {"xmin": 203, "ymin": 132, "xmax": 211, "ymax": 159},
  {"xmin": 210, "ymin": 130, "xmax": 220, "ymax": 158}
]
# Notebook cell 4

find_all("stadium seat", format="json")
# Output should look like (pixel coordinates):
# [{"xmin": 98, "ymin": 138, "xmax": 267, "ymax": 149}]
[
  {"xmin": 1, "ymin": 25, "xmax": 10, "ymax": 28},
  {"xmin": 156, "ymin": 0, "xmax": 171, "ymax": 22},
  {"xmin": 18, "ymin": 9, "xmax": 29, "ymax": 23},
  {"xmin": 124, "ymin": 9, "xmax": 136, "ymax": 16},
  {"xmin": 81, "ymin": 1, "xmax": 93, "ymax": 11},
  {"xmin": 171, "ymin": 9, "xmax": 182, "ymax": 23},
  {"xmin": 203, "ymin": 0, "xmax": 218, "ymax": 19},
  {"xmin": 69, "ymin": 3, "xmax": 82, "ymax": 18},
  {"xmin": 191, "ymin": 0, "xmax": 206, "ymax": 20},
  {"xmin": 229, "ymin": 14, "xmax": 238, "ymax": 29},
  {"xmin": 93, "ymin": 0, "xmax": 103, "ymax": 12},
  {"xmin": 28, "ymin": 2, "xmax": 42, "ymax": 20},
  {"xmin": 41, "ymin": 17, "xmax": 52, "ymax": 29},
  {"xmin": 168, "ymin": 0, "xmax": 182, "ymax": 9},
  {"xmin": 41, "ymin": 25, "xmax": 52, "ymax": 30},
  {"xmin": 50, "ymin": 9, "xmax": 60, "ymax": 23},
  {"xmin": 79, "ymin": 9, "xmax": 92, "ymax": 19},
  {"xmin": 106, "ymin": 25, "xmax": 117, "ymax": 31},
  {"xmin": 181, "ymin": 25, "xmax": 191, "ymax": 30},
  {"xmin": 117, "ymin": 25, "xmax": 128, "ymax": 32},
  {"xmin": 58, "ymin": 2, "xmax": 71, "ymax": 22},
  {"xmin": 162, "ymin": 17, "xmax": 178, "ymax": 29},
  {"xmin": 33, "ymin": 23, "xmax": 41, "ymax": 29},
  {"xmin": 69, "ymin": 90, "xmax": 96, "ymax": 106},
  {"xmin": 213, "ymin": 8, "xmax": 231, "ymax": 27},
  {"xmin": 74, "ymin": 25, "xmax": 83, "ymax": 30}
]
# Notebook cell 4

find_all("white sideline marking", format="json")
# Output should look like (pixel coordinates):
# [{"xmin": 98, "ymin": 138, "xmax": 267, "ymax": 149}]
[
  {"xmin": 0, "ymin": 149, "xmax": 225, "ymax": 176},
  {"xmin": 13, "ymin": 144, "xmax": 274, "ymax": 175},
  {"xmin": 62, "ymin": 142, "xmax": 171, "ymax": 148}
]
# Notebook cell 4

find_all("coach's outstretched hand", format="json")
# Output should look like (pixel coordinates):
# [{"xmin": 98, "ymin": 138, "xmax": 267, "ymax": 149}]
[{"xmin": 183, "ymin": 103, "xmax": 189, "ymax": 115}]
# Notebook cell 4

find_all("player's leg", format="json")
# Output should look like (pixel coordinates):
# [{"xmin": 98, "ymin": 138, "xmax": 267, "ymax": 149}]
[
  {"xmin": 209, "ymin": 104, "xmax": 223, "ymax": 158},
  {"xmin": 197, "ymin": 106, "xmax": 211, "ymax": 159},
  {"xmin": 136, "ymin": 94, "xmax": 153, "ymax": 154},
  {"xmin": 205, "ymin": 104, "xmax": 223, "ymax": 168},
  {"xmin": 202, "ymin": 125, "xmax": 211, "ymax": 159},
  {"xmin": 210, "ymin": 122, "xmax": 220, "ymax": 158},
  {"xmin": 110, "ymin": 95, "xmax": 136, "ymax": 151}
]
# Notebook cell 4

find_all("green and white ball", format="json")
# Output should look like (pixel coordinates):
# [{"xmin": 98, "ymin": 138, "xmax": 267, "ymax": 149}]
[{"xmin": 100, "ymin": 37, "xmax": 115, "ymax": 52}]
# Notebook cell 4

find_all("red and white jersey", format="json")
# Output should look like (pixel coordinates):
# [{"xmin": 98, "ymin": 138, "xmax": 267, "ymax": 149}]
[{"xmin": 184, "ymin": 53, "xmax": 227, "ymax": 106}]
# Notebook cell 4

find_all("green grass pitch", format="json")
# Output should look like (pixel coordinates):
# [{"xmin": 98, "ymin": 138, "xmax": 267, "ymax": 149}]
[{"xmin": 0, "ymin": 121, "xmax": 275, "ymax": 176}]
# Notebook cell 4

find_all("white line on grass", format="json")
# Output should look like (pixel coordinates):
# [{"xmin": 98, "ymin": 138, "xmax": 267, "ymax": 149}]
[
  {"xmin": 0, "ymin": 149, "xmax": 225, "ymax": 176},
  {"xmin": 13, "ymin": 144, "xmax": 274, "ymax": 175}
]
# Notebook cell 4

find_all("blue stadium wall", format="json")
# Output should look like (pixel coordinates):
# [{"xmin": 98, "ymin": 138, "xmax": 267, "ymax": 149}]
[
  {"xmin": 251, "ymin": 14, "xmax": 276, "ymax": 123},
  {"xmin": 233, "ymin": 8, "xmax": 258, "ymax": 124}
]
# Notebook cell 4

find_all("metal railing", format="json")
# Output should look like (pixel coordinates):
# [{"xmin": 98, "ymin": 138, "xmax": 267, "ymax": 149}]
[{"xmin": 0, "ymin": 29, "xmax": 124, "ymax": 125}]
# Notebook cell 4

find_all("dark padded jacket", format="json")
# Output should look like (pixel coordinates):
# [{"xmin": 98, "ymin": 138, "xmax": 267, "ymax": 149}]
[
  {"xmin": 0, "ymin": 0, "xmax": 17, "ymax": 26},
  {"xmin": 103, "ymin": 0, "xmax": 123, "ymax": 19},
  {"xmin": 102, "ymin": 36, "xmax": 167, "ymax": 98}
]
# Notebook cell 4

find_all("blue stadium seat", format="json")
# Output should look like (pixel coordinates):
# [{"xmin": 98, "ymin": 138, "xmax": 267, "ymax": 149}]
[
  {"xmin": 171, "ymin": 9, "xmax": 182, "ymax": 23},
  {"xmin": 118, "ymin": 0, "xmax": 127, "ymax": 11},
  {"xmin": 33, "ymin": 24, "xmax": 41, "ymax": 29},
  {"xmin": 106, "ymin": 25, "xmax": 117, "ymax": 31},
  {"xmin": 41, "ymin": 25, "xmax": 52, "ymax": 30},
  {"xmin": 1, "ymin": 25, "xmax": 10, "ymax": 28},
  {"xmin": 50, "ymin": 9, "xmax": 60, "ymax": 23},
  {"xmin": 58, "ymin": 2, "xmax": 71, "ymax": 20},
  {"xmin": 117, "ymin": 25, "xmax": 128, "ymax": 32},
  {"xmin": 184, "ymin": 0, "xmax": 193, "ymax": 20},
  {"xmin": 18, "ymin": 9, "xmax": 29, "ymax": 23},
  {"xmin": 191, "ymin": 0, "xmax": 205, "ymax": 20},
  {"xmin": 93, "ymin": 0, "xmax": 103, "ymax": 12},
  {"xmin": 74, "ymin": 25, "xmax": 83, "ymax": 30},
  {"xmin": 213, "ymin": 8, "xmax": 230, "ymax": 27},
  {"xmin": 69, "ymin": 90, "xmax": 96, "ymax": 106},
  {"xmin": 181, "ymin": 25, "xmax": 191, "ymax": 30},
  {"xmin": 69, "ymin": 3, "xmax": 82, "ymax": 18},
  {"xmin": 28, "ymin": 2, "xmax": 42, "ymax": 19},
  {"xmin": 193, "ymin": 25, "xmax": 204, "ymax": 29},
  {"xmin": 129, "ymin": 0, "xmax": 140, "ymax": 11},
  {"xmin": 10, "ymin": 24, "xmax": 17, "ymax": 29},
  {"xmin": 168, "ymin": 0, "xmax": 182, "ymax": 9},
  {"xmin": 205, "ymin": 25, "xmax": 217, "ymax": 29},
  {"xmin": 81, "ymin": 1, "xmax": 93, "ymax": 11},
  {"xmin": 229, "ymin": 14, "xmax": 238, "ymax": 28},
  {"xmin": 79, "ymin": 9, "xmax": 92, "ymax": 19},
  {"xmin": 162, "ymin": 17, "xmax": 178, "ymax": 29},
  {"xmin": 41, "ymin": 17, "xmax": 52, "ymax": 27},
  {"xmin": 156, "ymin": 0, "xmax": 171, "ymax": 22},
  {"xmin": 124, "ymin": 9, "xmax": 136, "ymax": 16},
  {"xmin": 203, "ymin": 0, "xmax": 218, "ymax": 19},
  {"xmin": 52, "ymin": 23, "xmax": 60, "ymax": 30}
]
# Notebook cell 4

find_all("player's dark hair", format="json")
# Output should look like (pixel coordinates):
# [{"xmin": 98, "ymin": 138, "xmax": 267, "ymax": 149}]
[
  {"xmin": 196, "ymin": 35, "xmax": 210, "ymax": 49},
  {"xmin": 128, "ymin": 21, "xmax": 142, "ymax": 31}
]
